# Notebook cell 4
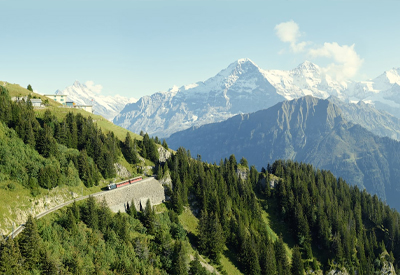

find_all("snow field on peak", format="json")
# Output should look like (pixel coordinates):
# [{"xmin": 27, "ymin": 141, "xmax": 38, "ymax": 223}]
[
  {"xmin": 113, "ymin": 58, "xmax": 400, "ymax": 138},
  {"xmin": 56, "ymin": 81, "xmax": 137, "ymax": 121}
]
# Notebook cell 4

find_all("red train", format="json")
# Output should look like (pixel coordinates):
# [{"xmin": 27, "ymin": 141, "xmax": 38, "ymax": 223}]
[{"xmin": 107, "ymin": 176, "xmax": 143, "ymax": 190}]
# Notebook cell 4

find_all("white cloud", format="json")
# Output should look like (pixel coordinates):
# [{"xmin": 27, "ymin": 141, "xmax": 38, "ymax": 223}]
[
  {"xmin": 309, "ymin": 42, "xmax": 364, "ymax": 80},
  {"xmin": 85, "ymin": 81, "xmax": 103, "ymax": 94},
  {"xmin": 275, "ymin": 20, "xmax": 307, "ymax": 53},
  {"xmin": 275, "ymin": 20, "xmax": 364, "ymax": 80}
]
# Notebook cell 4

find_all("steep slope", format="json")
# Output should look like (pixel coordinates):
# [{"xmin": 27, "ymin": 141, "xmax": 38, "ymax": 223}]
[
  {"xmin": 328, "ymin": 96, "xmax": 400, "ymax": 141},
  {"xmin": 55, "ymin": 81, "xmax": 137, "ymax": 120},
  {"xmin": 167, "ymin": 96, "xmax": 400, "ymax": 210}
]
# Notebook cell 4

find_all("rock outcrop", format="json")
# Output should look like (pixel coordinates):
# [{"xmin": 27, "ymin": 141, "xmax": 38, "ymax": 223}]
[
  {"xmin": 158, "ymin": 146, "xmax": 171, "ymax": 162},
  {"xmin": 114, "ymin": 163, "xmax": 132, "ymax": 178}
]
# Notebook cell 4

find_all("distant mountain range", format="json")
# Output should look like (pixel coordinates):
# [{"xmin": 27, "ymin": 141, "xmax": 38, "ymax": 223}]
[
  {"xmin": 55, "ymin": 81, "xmax": 137, "ymax": 120},
  {"xmin": 167, "ymin": 96, "xmax": 400, "ymax": 211},
  {"xmin": 113, "ymin": 59, "xmax": 400, "ymax": 138}
]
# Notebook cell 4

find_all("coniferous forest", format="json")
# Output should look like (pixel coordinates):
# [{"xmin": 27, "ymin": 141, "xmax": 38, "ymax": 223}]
[
  {"xmin": 164, "ymin": 148, "xmax": 400, "ymax": 274},
  {"xmin": 0, "ymin": 85, "xmax": 158, "ymax": 191},
  {"xmin": 1, "ymin": 84, "xmax": 400, "ymax": 274}
]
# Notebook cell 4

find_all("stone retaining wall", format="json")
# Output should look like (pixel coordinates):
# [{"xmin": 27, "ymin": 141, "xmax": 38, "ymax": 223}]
[{"xmin": 95, "ymin": 177, "xmax": 165, "ymax": 213}]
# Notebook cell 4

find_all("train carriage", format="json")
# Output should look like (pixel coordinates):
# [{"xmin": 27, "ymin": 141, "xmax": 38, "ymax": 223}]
[{"xmin": 107, "ymin": 176, "xmax": 143, "ymax": 190}]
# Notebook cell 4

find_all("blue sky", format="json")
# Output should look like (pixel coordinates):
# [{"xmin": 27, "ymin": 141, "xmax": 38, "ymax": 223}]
[{"xmin": 1, "ymin": 0, "xmax": 400, "ymax": 99}]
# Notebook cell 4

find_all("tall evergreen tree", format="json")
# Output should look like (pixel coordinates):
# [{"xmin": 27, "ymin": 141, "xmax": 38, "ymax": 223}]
[
  {"xmin": 172, "ymin": 240, "xmax": 188, "ymax": 275},
  {"xmin": 291, "ymin": 246, "xmax": 304, "ymax": 275},
  {"xmin": 162, "ymin": 139, "xmax": 169, "ymax": 150},
  {"xmin": 263, "ymin": 240, "xmax": 277, "ymax": 275},
  {"xmin": 0, "ymin": 237, "xmax": 24, "ymax": 274},
  {"xmin": 142, "ymin": 199, "xmax": 155, "ymax": 234},
  {"xmin": 83, "ymin": 196, "xmax": 98, "ymax": 230},
  {"xmin": 19, "ymin": 215, "xmax": 41, "ymax": 270},
  {"xmin": 128, "ymin": 198, "xmax": 137, "ymax": 218},
  {"xmin": 274, "ymin": 235, "xmax": 290, "ymax": 275}
]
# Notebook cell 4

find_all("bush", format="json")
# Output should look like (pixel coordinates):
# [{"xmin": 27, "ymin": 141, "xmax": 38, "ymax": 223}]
[{"xmin": 7, "ymin": 182, "xmax": 16, "ymax": 191}]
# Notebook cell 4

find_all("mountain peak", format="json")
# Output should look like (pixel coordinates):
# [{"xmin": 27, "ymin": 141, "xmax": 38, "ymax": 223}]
[
  {"xmin": 73, "ymin": 80, "xmax": 83, "ymax": 88},
  {"xmin": 237, "ymin": 58, "xmax": 255, "ymax": 65},
  {"xmin": 221, "ymin": 58, "xmax": 260, "ymax": 77},
  {"xmin": 295, "ymin": 60, "xmax": 320, "ymax": 72}
]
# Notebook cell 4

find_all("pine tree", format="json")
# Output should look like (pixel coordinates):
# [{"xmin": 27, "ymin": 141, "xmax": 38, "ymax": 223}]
[
  {"xmin": 83, "ymin": 195, "xmax": 98, "ymax": 230},
  {"xmin": 291, "ymin": 246, "xmax": 304, "ymax": 275},
  {"xmin": 274, "ymin": 235, "xmax": 290, "ymax": 275},
  {"xmin": 239, "ymin": 157, "xmax": 248, "ymax": 168},
  {"xmin": 172, "ymin": 176, "xmax": 184, "ymax": 214},
  {"xmin": 263, "ymin": 240, "xmax": 277, "ymax": 275},
  {"xmin": 208, "ymin": 213, "xmax": 225, "ymax": 262},
  {"xmin": 24, "ymin": 121, "xmax": 36, "ymax": 147},
  {"xmin": 0, "ymin": 86, "xmax": 12, "ymax": 124},
  {"xmin": 65, "ymin": 208, "xmax": 77, "ymax": 232},
  {"xmin": 71, "ymin": 200, "xmax": 80, "ymax": 221},
  {"xmin": 197, "ymin": 209, "xmax": 209, "ymax": 254},
  {"xmin": 157, "ymin": 164, "xmax": 164, "ymax": 180},
  {"xmin": 0, "ymin": 237, "xmax": 24, "ymax": 274},
  {"xmin": 40, "ymin": 250, "xmax": 58, "ymax": 274},
  {"xmin": 123, "ymin": 132, "xmax": 139, "ymax": 164},
  {"xmin": 19, "ymin": 215, "xmax": 41, "ymax": 270},
  {"xmin": 98, "ymin": 197, "xmax": 112, "ymax": 233},
  {"xmin": 128, "ymin": 198, "xmax": 137, "ymax": 218},
  {"xmin": 78, "ymin": 149, "xmax": 92, "ymax": 187},
  {"xmin": 142, "ymin": 199, "xmax": 155, "ymax": 234},
  {"xmin": 162, "ymin": 139, "xmax": 169, "ymax": 150},
  {"xmin": 189, "ymin": 252, "xmax": 208, "ymax": 275},
  {"xmin": 36, "ymin": 124, "xmax": 57, "ymax": 157},
  {"xmin": 27, "ymin": 84, "xmax": 33, "ymax": 92},
  {"xmin": 66, "ymin": 112, "xmax": 78, "ymax": 149},
  {"xmin": 172, "ymin": 240, "xmax": 188, "ymax": 275}
]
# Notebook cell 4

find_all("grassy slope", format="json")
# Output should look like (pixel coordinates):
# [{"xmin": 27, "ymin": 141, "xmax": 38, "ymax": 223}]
[
  {"xmin": 1, "ymin": 81, "xmax": 142, "ymax": 141},
  {"xmin": 34, "ymin": 106, "xmax": 142, "ymax": 141},
  {"xmin": 1, "ymin": 81, "xmax": 60, "ymax": 107},
  {"xmin": 260, "ymin": 197, "xmax": 293, "ymax": 259},
  {"xmin": 178, "ymin": 208, "xmax": 242, "ymax": 275}
]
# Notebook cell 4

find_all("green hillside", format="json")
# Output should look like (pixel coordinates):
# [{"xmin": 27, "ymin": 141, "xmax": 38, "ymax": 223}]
[
  {"xmin": 0, "ymin": 84, "xmax": 158, "ymax": 235},
  {"xmin": 161, "ymin": 148, "xmax": 400, "ymax": 274},
  {"xmin": 35, "ymin": 106, "xmax": 143, "ymax": 142},
  {"xmin": 0, "ymin": 81, "xmax": 142, "ymax": 141},
  {"xmin": 1, "ymin": 81, "xmax": 60, "ymax": 107}
]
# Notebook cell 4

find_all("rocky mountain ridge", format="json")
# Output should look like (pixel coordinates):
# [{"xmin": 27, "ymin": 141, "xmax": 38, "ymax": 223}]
[{"xmin": 113, "ymin": 59, "xmax": 400, "ymax": 138}]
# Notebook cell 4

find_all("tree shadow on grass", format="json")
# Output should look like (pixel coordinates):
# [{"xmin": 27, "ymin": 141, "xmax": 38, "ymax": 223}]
[
  {"xmin": 222, "ymin": 246, "xmax": 244, "ymax": 274},
  {"xmin": 186, "ymin": 231, "xmax": 198, "ymax": 249}
]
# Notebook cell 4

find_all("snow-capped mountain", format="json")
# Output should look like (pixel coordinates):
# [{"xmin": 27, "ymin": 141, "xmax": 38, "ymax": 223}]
[
  {"xmin": 55, "ymin": 81, "xmax": 137, "ymax": 120},
  {"xmin": 114, "ymin": 59, "xmax": 285, "ymax": 137},
  {"xmin": 262, "ymin": 61, "xmax": 348, "ymax": 99},
  {"xmin": 113, "ymin": 59, "xmax": 400, "ymax": 138}
]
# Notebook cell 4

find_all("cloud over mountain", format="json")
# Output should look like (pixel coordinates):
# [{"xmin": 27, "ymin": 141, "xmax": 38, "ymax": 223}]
[{"xmin": 275, "ymin": 20, "xmax": 363, "ymax": 81}]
